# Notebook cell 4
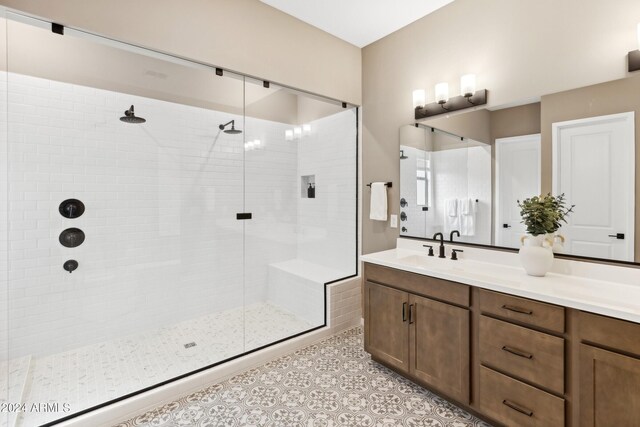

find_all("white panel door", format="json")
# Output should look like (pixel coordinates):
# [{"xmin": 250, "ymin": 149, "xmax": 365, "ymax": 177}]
[
  {"xmin": 495, "ymin": 134, "xmax": 541, "ymax": 248},
  {"xmin": 553, "ymin": 112, "xmax": 635, "ymax": 261}
]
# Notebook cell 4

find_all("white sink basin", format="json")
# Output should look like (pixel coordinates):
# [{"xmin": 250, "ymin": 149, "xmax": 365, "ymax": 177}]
[
  {"xmin": 397, "ymin": 254, "xmax": 513, "ymax": 281},
  {"xmin": 397, "ymin": 254, "xmax": 444, "ymax": 269}
]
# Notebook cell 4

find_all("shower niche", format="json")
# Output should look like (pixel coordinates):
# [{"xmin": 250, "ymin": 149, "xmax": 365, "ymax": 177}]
[{"xmin": 301, "ymin": 175, "xmax": 316, "ymax": 198}]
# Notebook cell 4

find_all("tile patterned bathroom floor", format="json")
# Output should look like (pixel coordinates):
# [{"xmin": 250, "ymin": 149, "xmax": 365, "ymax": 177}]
[
  {"xmin": 118, "ymin": 327, "xmax": 492, "ymax": 427},
  {"xmin": 14, "ymin": 303, "xmax": 313, "ymax": 427}
]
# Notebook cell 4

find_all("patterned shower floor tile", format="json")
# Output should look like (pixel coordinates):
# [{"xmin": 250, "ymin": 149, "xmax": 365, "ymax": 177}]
[
  {"xmin": 117, "ymin": 327, "xmax": 493, "ymax": 427},
  {"xmin": 15, "ymin": 303, "xmax": 313, "ymax": 427}
]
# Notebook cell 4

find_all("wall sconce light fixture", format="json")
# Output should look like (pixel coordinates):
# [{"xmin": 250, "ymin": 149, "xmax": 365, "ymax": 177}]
[
  {"xmin": 413, "ymin": 74, "xmax": 488, "ymax": 119},
  {"xmin": 412, "ymin": 89, "xmax": 426, "ymax": 109},
  {"xmin": 434, "ymin": 82, "xmax": 449, "ymax": 105},
  {"xmin": 629, "ymin": 23, "xmax": 640, "ymax": 72}
]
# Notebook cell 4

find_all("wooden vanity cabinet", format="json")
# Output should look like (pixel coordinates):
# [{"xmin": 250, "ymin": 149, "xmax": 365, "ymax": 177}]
[
  {"xmin": 409, "ymin": 293, "xmax": 470, "ymax": 403},
  {"xmin": 577, "ymin": 312, "xmax": 640, "ymax": 426},
  {"xmin": 364, "ymin": 264, "xmax": 470, "ymax": 404},
  {"xmin": 363, "ymin": 281, "xmax": 410, "ymax": 372},
  {"xmin": 363, "ymin": 262, "xmax": 640, "ymax": 426}
]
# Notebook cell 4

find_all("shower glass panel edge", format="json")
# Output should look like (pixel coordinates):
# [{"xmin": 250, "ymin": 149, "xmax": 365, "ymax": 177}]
[{"xmin": 0, "ymin": 9, "xmax": 10, "ymax": 427}]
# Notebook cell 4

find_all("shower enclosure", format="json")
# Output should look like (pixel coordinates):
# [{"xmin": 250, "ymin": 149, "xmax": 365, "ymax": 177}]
[{"xmin": 0, "ymin": 11, "xmax": 357, "ymax": 427}]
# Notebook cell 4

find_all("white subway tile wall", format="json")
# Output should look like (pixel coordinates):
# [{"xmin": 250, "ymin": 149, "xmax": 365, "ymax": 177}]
[
  {"xmin": 399, "ymin": 144, "xmax": 491, "ymax": 243},
  {"xmin": 432, "ymin": 145, "xmax": 491, "ymax": 244},
  {"xmin": 399, "ymin": 145, "xmax": 428, "ymax": 237},
  {"xmin": 297, "ymin": 110, "xmax": 357, "ymax": 275},
  {"xmin": 5, "ymin": 72, "xmax": 357, "ymax": 363}
]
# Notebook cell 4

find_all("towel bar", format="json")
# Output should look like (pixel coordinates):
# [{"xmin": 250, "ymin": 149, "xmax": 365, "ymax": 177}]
[{"xmin": 366, "ymin": 182, "xmax": 392, "ymax": 188}]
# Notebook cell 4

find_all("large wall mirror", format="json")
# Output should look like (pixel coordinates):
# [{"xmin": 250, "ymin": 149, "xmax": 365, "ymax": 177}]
[{"xmin": 400, "ymin": 73, "xmax": 639, "ymax": 264}]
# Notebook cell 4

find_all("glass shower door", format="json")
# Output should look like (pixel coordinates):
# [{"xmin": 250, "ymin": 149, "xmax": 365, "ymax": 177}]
[
  {"xmin": 4, "ymin": 15, "xmax": 246, "ymax": 426},
  {"xmin": 243, "ymin": 78, "xmax": 358, "ymax": 352}
]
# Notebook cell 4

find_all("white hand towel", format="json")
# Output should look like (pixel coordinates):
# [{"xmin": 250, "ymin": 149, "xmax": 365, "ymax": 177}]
[
  {"xmin": 369, "ymin": 182, "xmax": 388, "ymax": 221},
  {"xmin": 444, "ymin": 199, "xmax": 460, "ymax": 234},
  {"xmin": 460, "ymin": 198, "xmax": 477, "ymax": 236},
  {"xmin": 445, "ymin": 199, "xmax": 458, "ymax": 217},
  {"xmin": 459, "ymin": 198, "xmax": 471, "ymax": 215}
]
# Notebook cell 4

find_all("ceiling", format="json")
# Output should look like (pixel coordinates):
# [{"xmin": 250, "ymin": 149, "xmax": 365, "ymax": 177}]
[{"xmin": 260, "ymin": 0, "xmax": 455, "ymax": 48}]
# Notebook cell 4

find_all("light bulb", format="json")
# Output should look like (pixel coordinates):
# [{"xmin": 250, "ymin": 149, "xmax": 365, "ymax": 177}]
[
  {"xmin": 285, "ymin": 130, "xmax": 293, "ymax": 141},
  {"xmin": 302, "ymin": 124, "xmax": 311, "ymax": 135},
  {"xmin": 460, "ymin": 74, "xmax": 476, "ymax": 97},
  {"xmin": 412, "ymin": 89, "xmax": 426, "ymax": 109},
  {"xmin": 294, "ymin": 127, "xmax": 302, "ymax": 139},
  {"xmin": 435, "ymin": 82, "xmax": 449, "ymax": 104}
]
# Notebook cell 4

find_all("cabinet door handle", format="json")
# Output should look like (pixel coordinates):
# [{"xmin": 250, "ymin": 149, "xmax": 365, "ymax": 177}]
[
  {"xmin": 501, "ymin": 304, "xmax": 533, "ymax": 315},
  {"xmin": 402, "ymin": 302, "xmax": 407, "ymax": 322},
  {"xmin": 502, "ymin": 399, "xmax": 533, "ymax": 417},
  {"xmin": 502, "ymin": 345, "xmax": 533, "ymax": 359},
  {"xmin": 409, "ymin": 304, "xmax": 415, "ymax": 324}
]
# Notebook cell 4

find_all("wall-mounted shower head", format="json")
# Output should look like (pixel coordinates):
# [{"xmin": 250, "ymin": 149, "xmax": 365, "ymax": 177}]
[
  {"xmin": 219, "ymin": 120, "xmax": 242, "ymax": 134},
  {"xmin": 120, "ymin": 105, "xmax": 146, "ymax": 124},
  {"xmin": 400, "ymin": 150, "xmax": 408, "ymax": 159}
]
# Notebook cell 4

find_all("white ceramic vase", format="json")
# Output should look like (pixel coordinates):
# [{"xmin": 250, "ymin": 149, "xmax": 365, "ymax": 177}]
[
  {"xmin": 547, "ymin": 233, "xmax": 565, "ymax": 253},
  {"xmin": 519, "ymin": 234, "xmax": 554, "ymax": 277}
]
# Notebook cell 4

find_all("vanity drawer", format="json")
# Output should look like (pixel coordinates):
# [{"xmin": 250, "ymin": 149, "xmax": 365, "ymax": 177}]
[
  {"xmin": 364, "ymin": 263, "xmax": 470, "ymax": 307},
  {"xmin": 479, "ymin": 315, "xmax": 564, "ymax": 394},
  {"xmin": 478, "ymin": 366, "xmax": 564, "ymax": 427},
  {"xmin": 578, "ymin": 311, "xmax": 640, "ymax": 357},
  {"xmin": 479, "ymin": 289, "xmax": 565, "ymax": 333}
]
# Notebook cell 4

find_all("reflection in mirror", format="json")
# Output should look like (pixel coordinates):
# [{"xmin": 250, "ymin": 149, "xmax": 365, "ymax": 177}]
[
  {"xmin": 399, "ymin": 124, "xmax": 491, "ymax": 245},
  {"xmin": 400, "ymin": 73, "xmax": 640, "ymax": 263}
]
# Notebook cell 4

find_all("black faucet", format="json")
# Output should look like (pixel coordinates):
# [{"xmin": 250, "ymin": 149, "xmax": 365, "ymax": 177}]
[
  {"xmin": 451, "ymin": 249, "xmax": 464, "ymax": 261},
  {"xmin": 432, "ymin": 233, "xmax": 446, "ymax": 258},
  {"xmin": 423, "ymin": 244, "xmax": 434, "ymax": 256},
  {"xmin": 449, "ymin": 230, "xmax": 460, "ymax": 242}
]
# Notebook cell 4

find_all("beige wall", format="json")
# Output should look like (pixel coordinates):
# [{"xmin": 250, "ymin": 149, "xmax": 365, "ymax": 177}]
[
  {"xmin": 490, "ymin": 103, "xmax": 541, "ymax": 142},
  {"xmin": 362, "ymin": 0, "xmax": 640, "ymax": 254},
  {"xmin": 0, "ymin": 0, "xmax": 361, "ymax": 105},
  {"xmin": 424, "ymin": 109, "xmax": 492, "ymax": 144}
]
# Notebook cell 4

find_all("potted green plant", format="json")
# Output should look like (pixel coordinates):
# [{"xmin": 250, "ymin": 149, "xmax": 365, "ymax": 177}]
[{"xmin": 516, "ymin": 194, "xmax": 574, "ymax": 276}]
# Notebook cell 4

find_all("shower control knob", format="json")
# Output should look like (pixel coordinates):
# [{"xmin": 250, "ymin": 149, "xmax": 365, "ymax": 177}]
[
  {"xmin": 63, "ymin": 260, "xmax": 78, "ymax": 273},
  {"xmin": 400, "ymin": 212, "xmax": 407, "ymax": 221},
  {"xmin": 59, "ymin": 228, "xmax": 85, "ymax": 248},
  {"xmin": 400, "ymin": 198, "xmax": 408, "ymax": 207},
  {"xmin": 59, "ymin": 199, "xmax": 85, "ymax": 219}
]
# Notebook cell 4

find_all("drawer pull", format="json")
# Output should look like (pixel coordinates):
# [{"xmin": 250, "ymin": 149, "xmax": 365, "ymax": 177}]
[
  {"xmin": 502, "ymin": 399, "xmax": 533, "ymax": 417},
  {"xmin": 402, "ymin": 302, "xmax": 407, "ymax": 322},
  {"xmin": 501, "ymin": 345, "xmax": 533, "ymax": 359},
  {"xmin": 409, "ymin": 304, "xmax": 415, "ymax": 324},
  {"xmin": 501, "ymin": 304, "xmax": 533, "ymax": 315}
]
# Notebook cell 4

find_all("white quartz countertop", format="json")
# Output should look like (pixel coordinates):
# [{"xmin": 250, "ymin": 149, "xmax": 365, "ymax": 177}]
[{"xmin": 361, "ymin": 247, "xmax": 640, "ymax": 324}]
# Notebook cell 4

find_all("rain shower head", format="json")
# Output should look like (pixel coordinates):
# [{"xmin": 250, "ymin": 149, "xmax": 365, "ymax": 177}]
[
  {"xmin": 120, "ymin": 105, "xmax": 146, "ymax": 124},
  {"xmin": 219, "ymin": 120, "xmax": 242, "ymax": 134}
]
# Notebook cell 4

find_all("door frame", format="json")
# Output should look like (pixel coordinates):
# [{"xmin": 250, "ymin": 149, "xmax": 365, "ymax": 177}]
[
  {"xmin": 494, "ymin": 134, "xmax": 541, "ymax": 246},
  {"xmin": 552, "ymin": 112, "xmax": 635, "ymax": 261}
]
